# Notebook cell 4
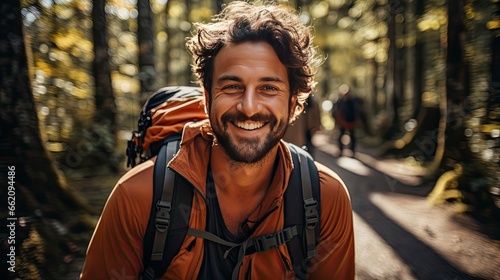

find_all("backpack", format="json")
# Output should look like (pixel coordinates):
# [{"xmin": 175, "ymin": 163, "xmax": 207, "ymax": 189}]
[{"xmin": 126, "ymin": 86, "xmax": 321, "ymax": 280}]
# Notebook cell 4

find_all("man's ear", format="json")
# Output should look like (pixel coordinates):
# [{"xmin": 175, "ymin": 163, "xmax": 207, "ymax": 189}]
[{"xmin": 203, "ymin": 88, "xmax": 210, "ymax": 115}]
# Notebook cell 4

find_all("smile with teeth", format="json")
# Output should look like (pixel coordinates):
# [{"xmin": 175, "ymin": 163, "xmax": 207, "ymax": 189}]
[{"xmin": 234, "ymin": 121, "xmax": 265, "ymax": 130}]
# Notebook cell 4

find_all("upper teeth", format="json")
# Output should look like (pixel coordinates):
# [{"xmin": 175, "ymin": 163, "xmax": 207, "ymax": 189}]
[{"xmin": 235, "ymin": 122, "xmax": 264, "ymax": 130}]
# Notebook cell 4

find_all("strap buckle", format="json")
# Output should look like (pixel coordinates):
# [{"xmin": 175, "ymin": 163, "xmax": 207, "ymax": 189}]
[
  {"xmin": 155, "ymin": 200, "xmax": 171, "ymax": 232},
  {"xmin": 304, "ymin": 198, "xmax": 319, "ymax": 229},
  {"xmin": 253, "ymin": 226, "xmax": 297, "ymax": 252}
]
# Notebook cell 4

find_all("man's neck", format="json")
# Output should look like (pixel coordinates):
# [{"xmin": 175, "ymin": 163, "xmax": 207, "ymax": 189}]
[{"xmin": 209, "ymin": 143, "xmax": 278, "ymax": 199}]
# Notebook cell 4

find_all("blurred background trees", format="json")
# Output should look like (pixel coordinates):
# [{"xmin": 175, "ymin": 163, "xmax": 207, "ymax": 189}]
[{"xmin": 1, "ymin": 0, "xmax": 499, "ymax": 277}]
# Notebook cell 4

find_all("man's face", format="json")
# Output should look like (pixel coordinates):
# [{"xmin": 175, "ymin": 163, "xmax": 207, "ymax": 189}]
[{"xmin": 206, "ymin": 41, "xmax": 296, "ymax": 163}]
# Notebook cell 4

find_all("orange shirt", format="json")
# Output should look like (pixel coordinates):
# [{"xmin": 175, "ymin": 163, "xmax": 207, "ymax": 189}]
[{"xmin": 80, "ymin": 120, "xmax": 355, "ymax": 279}]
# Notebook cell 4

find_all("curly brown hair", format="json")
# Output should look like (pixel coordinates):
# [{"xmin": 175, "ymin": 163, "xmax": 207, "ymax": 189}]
[{"xmin": 186, "ymin": 1, "xmax": 324, "ymax": 120}]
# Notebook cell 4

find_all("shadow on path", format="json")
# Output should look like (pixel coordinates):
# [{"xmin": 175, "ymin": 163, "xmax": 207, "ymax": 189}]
[{"xmin": 314, "ymin": 149, "xmax": 485, "ymax": 280}]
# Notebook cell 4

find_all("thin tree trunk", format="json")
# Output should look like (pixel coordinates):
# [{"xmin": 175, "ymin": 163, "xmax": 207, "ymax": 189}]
[
  {"xmin": 92, "ymin": 0, "xmax": 116, "ymax": 127},
  {"xmin": 164, "ymin": 0, "xmax": 172, "ymax": 83},
  {"xmin": 138, "ymin": 0, "xmax": 157, "ymax": 100},
  {"xmin": 216, "ymin": 0, "xmax": 224, "ymax": 13},
  {"xmin": 443, "ymin": 0, "xmax": 472, "ymax": 165},
  {"xmin": 384, "ymin": 3, "xmax": 400, "ymax": 139},
  {"xmin": 89, "ymin": 0, "xmax": 120, "ymax": 173},
  {"xmin": 487, "ymin": 11, "xmax": 500, "ymax": 122}
]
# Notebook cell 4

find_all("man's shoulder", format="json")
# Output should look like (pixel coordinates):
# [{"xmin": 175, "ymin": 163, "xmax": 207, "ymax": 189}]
[
  {"xmin": 314, "ymin": 162, "xmax": 351, "ymax": 202},
  {"xmin": 113, "ymin": 159, "xmax": 155, "ymax": 196},
  {"xmin": 313, "ymin": 162, "xmax": 353, "ymax": 233}
]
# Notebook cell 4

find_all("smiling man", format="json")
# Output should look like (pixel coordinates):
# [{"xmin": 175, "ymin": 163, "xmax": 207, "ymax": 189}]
[{"xmin": 81, "ymin": 1, "xmax": 355, "ymax": 279}]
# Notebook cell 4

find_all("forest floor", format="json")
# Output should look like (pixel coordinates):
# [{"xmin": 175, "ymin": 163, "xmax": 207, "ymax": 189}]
[{"xmin": 57, "ymin": 174, "xmax": 122, "ymax": 280}]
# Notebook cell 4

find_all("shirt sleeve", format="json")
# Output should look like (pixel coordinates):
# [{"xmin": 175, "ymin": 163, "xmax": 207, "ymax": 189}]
[
  {"xmin": 80, "ymin": 178, "xmax": 152, "ymax": 279},
  {"xmin": 307, "ymin": 162, "xmax": 355, "ymax": 280}
]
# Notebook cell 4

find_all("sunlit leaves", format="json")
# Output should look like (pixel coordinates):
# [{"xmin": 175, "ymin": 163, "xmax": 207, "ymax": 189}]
[
  {"xmin": 190, "ymin": 6, "xmax": 213, "ymax": 21},
  {"xmin": 54, "ymin": 4, "xmax": 75, "ymax": 19},
  {"xmin": 417, "ymin": 9, "xmax": 447, "ymax": 31},
  {"xmin": 311, "ymin": 1, "xmax": 329, "ymax": 18},
  {"xmin": 327, "ymin": 0, "xmax": 350, "ymax": 10}
]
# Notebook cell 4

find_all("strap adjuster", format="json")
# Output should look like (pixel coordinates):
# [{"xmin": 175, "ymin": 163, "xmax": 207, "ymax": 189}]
[
  {"xmin": 304, "ymin": 198, "xmax": 319, "ymax": 229},
  {"xmin": 155, "ymin": 200, "xmax": 171, "ymax": 232},
  {"xmin": 307, "ymin": 248, "xmax": 317, "ymax": 259}
]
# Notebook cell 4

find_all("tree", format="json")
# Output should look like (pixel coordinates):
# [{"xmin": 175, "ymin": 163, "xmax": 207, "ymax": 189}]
[
  {"xmin": 216, "ymin": 0, "xmax": 224, "ymax": 13},
  {"xmin": 85, "ymin": 0, "xmax": 120, "ymax": 174},
  {"xmin": 92, "ymin": 0, "xmax": 116, "ymax": 127},
  {"xmin": 0, "ymin": 0, "xmax": 92, "ymax": 278},
  {"xmin": 137, "ymin": 0, "xmax": 157, "ymax": 100},
  {"xmin": 383, "ymin": 2, "xmax": 401, "ymax": 140},
  {"xmin": 444, "ymin": 0, "xmax": 472, "ymax": 165}
]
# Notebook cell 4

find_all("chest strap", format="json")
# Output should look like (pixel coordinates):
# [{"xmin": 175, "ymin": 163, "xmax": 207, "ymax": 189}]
[{"xmin": 187, "ymin": 226, "xmax": 299, "ymax": 280}]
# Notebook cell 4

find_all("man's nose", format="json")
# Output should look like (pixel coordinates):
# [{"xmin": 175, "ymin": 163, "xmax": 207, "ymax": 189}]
[{"xmin": 236, "ymin": 88, "xmax": 262, "ymax": 116}]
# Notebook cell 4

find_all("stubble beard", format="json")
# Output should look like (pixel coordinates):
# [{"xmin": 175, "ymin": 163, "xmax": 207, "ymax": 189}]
[{"xmin": 210, "ymin": 113, "xmax": 289, "ymax": 164}]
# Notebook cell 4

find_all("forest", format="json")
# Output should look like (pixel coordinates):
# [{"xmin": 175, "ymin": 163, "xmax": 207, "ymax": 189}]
[{"xmin": 1, "ymin": 0, "xmax": 499, "ymax": 278}]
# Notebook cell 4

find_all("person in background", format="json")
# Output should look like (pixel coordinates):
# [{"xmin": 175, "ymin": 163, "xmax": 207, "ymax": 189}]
[
  {"xmin": 283, "ymin": 94, "xmax": 322, "ymax": 157},
  {"xmin": 332, "ymin": 84, "xmax": 360, "ymax": 156}
]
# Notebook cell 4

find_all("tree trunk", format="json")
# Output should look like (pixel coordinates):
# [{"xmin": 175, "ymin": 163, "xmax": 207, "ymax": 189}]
[
  {"xmin": 88, "ymin": 0, "xmax": 120, "ymax": 174},
  {"xmin": 138, "ymin": 0, "xmax": 157, "ymax": 101},
  {"xmin": 92, "ymin": 0, "xmax": 116, "ymax": 130},
  {"xmin": 0, "ymin": 1, "xmax": 92, "ymax": 278},
  {"xmin": 383, "ymin": 4, "xmax": 400, "ymax": 140},
  {"xmin": 164, "ymin": 0, "xmax": 172, "ymax": 83},
  {"xmin": 487, "ymin": 12, "xmax": 500, "ymax": 122},
  {"xmin": 444, "ymin": 0, "xmax": 472, "ymax": 165},
  {"xmin": 216, "ymin": 0, "xmax": 224, "ymax": 13}
]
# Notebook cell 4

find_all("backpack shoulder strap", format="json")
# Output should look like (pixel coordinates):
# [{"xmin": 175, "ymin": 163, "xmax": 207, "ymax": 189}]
[
  {"xmin": 142, "ymin": 134, "xmax": 193, "ymax": 280},
  {"xmin": 284, "ymin": 142, "xmax": 321, "ymax": 279}
]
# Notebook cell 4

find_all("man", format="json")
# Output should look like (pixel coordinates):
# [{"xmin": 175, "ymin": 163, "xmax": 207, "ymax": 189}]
[
  {"xmin": 81, "ymin": 1, "xmax": 354, "ymax": 279},
  {"xmin": 332, "ymin": 84, "xmax": 359, "ymax": 156}
]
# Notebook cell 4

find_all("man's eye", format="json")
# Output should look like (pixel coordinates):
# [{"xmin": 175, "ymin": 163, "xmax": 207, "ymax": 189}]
[
  {"xmin": 263, "ymin": 85, "xmax": 278, "ymax": 91},
  {"xmin": 261, "ymin": 85, "xmax": 280, "ymax": 94},
  {"xmin": 222, "ymin": 85, "xmax": 243, "ymax": 94}
]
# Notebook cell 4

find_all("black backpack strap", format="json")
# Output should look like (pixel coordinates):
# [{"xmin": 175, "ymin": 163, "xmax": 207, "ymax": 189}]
[
  {"xmin": 142, "ymin": 134, "xmax": 193, "ymax": 280},
  {"xmin": 284, "ymin": 143, "xmax": 321, "ymax": 279}
]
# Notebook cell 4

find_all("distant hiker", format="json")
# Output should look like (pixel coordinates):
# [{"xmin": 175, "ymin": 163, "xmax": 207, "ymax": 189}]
[{"xmin": 332, "ymin": 84, "xmax": 360, "ymax": 156}]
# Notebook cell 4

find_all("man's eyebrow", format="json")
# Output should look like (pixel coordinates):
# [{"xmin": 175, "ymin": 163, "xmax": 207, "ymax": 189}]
[
  {"xmin": 216, "ymin": 75, "xmax": 286, "ymax": 84},
  {"xmin": 259, "ymin": 76, "xmax": 286, "ymax": 84},
  {"xmin": 216, "ymin": 75, "xmax": 242, "ymax": 83}
]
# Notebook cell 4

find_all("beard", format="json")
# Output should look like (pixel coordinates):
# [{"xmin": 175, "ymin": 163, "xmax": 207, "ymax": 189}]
[{"xmin": 210, "ymin": 111, "xmax": 289, "ymax": 164}]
